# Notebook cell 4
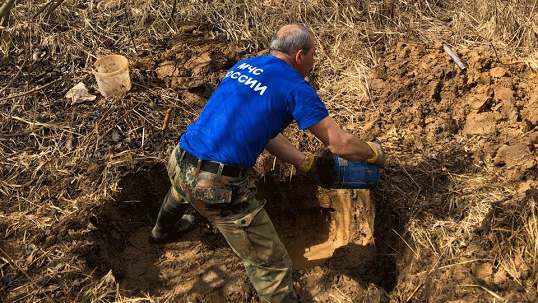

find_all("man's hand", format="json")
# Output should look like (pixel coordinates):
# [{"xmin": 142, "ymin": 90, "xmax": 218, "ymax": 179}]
[{"xmin": 365, "ymin": 141, "xmax": 385, "ymax": 166}]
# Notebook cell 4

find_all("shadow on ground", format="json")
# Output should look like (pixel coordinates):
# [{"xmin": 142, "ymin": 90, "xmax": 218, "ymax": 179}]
[
  {"xmin": 82, "ymin": 164, "xmax": 247, "ymax": 301},
  {"xmin": 83, "ymin": 165, "xmax": 169, "ymax": 294}
]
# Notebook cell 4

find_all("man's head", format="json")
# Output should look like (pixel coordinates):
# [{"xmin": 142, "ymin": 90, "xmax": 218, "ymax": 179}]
[{"xmin": 270, "ymin": 24, "xmax": 315, "ymax": 78}]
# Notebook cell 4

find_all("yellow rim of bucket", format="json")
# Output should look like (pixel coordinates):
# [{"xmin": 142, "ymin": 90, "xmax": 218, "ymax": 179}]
[{"xmin": 93, "ymin": 55, "xmax": 129, "ymax": 78}]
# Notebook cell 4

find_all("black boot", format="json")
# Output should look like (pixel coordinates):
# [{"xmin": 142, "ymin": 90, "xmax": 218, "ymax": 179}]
[{"xmin": 150, "ymin": 190, "xmax": 195, "ymax": 244}]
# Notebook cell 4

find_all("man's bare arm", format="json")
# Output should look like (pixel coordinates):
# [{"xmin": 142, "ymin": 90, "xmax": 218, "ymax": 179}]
[
  {"xmin": 265, "ymin": 133, "xmax": 305, "ymax": 168},
  {"xmin": 308, "ymin": 116, "xmax": 374, "ymax": 162},
  {"xmin": 265, "ymin": 116, "xmax": 383, "ymax": 171}
]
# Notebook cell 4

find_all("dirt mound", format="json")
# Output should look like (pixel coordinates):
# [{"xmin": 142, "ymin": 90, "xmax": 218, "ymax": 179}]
[
  {"xmin": 364, "ymin": 42, "xmax": 537, "ymax": 302},
  {"xmin": 368, "ymin": 42, "xmax": 536, "ymax": 178},
  {"xmin": 143, "ymin": 27, "xmax": 245, "ymax": 106}
]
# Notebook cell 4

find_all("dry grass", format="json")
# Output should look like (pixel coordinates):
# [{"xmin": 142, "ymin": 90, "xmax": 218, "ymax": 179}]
[{"xmin": 1, "ymin": 0, "xmax": 537, "ymax": 302}]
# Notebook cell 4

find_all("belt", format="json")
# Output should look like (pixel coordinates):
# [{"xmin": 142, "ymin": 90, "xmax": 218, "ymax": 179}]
[{"xmin": 177, "ymin": 149, "xmax": 247, "ymax": 178}]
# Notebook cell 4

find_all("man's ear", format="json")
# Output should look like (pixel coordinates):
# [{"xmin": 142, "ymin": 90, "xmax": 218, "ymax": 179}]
[{"xmin": 295, "ymin": 49, "xmax": 304, "ymax": 64}]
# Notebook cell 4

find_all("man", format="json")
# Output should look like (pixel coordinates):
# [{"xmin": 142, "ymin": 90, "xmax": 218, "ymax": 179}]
[{"xmin": 150, "ymin": 24, "xmax": 384, "ymax": 302}]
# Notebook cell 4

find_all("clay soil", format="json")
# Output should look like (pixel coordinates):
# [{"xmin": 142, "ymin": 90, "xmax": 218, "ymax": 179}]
[{"xmin": 1, "ymin": 1, "xmax": 537, "ymax": 303}]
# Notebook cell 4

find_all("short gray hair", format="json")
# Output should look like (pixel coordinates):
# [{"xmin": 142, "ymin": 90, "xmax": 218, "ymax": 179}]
[{"xmin": 270, "ymin": 24, "xmax": 312, "ymax": 54}]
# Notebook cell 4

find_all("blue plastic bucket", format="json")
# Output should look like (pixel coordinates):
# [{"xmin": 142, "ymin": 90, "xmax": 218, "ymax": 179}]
[
  {"xmin": 315, "ymin": 151, "xmax": 381, "ymax": 189},
  {"xmin": 331, "ymin": 156, "xmax": 380, "ymax": 189}
]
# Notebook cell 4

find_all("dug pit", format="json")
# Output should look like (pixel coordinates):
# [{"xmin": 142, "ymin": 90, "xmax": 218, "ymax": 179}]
[
  {"xmin": 83, "ymin": 165, "xmax": 380, "ymax": 301},
  {"xmin": 258, "ymin": 174, "xmax": 376, "ymax": 269}
]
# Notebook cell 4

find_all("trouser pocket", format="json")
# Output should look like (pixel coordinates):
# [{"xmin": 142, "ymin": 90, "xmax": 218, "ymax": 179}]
[
  {"xmin": 192, "ymin": 186, "xmax": 233, "ymax": 207},
  {"xmin": 215, "ymin": 207, "xmax": 290, "ymax": 267}
]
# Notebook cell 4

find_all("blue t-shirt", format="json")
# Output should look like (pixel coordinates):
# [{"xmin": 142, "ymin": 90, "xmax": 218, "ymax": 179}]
[{"xmin": 179, "ymin": 55, "xmax": 329, "ymax": 167}]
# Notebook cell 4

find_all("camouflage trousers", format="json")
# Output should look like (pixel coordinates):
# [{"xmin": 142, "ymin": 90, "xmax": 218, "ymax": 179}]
[{"xmin": 156, "ymin": 146, "xmax": 298, "ymax": 303}]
